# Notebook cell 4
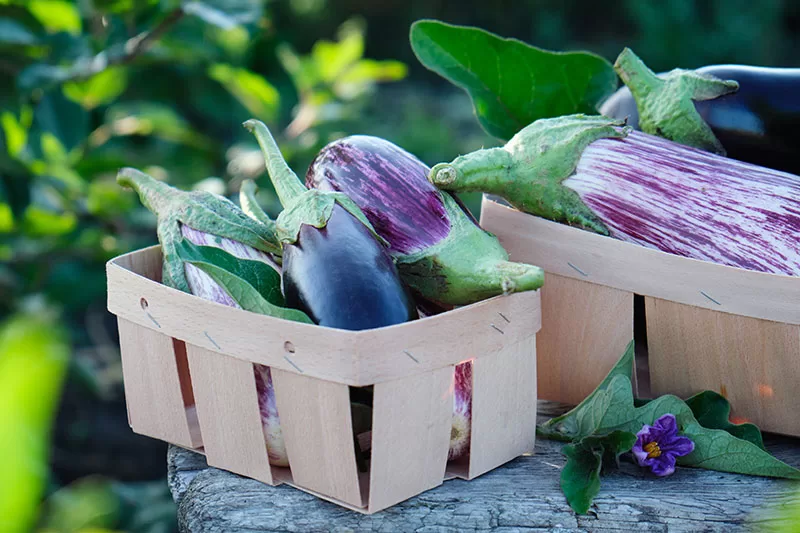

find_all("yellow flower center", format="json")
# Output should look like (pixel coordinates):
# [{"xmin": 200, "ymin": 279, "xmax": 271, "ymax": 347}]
[{"xmin": 644, "ymin": 441, "xmax": 662, "ymax": 458}]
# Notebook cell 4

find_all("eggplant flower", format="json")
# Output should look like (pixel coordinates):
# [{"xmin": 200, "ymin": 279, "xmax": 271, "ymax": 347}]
[{"xmin": 632, "ymin": 414, "xmax": 694, "ymax": 477}]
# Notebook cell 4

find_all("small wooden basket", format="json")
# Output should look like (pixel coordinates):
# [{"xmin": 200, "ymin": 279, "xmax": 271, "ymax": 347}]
[
  {"xmin": 480, "ymin": 198, "xmax": 800, "ymax": 437},
  {"xmin": 106, "ymin": 246, "xmax": 541, "ymax": 513}
]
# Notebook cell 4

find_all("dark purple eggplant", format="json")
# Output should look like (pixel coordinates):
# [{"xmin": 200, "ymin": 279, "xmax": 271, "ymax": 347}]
[
  {"xmin": 244, "ymin": 120, "xmax": 417, "ymax": 330},
  {"xmin": 306, "ymin": 135, "xmax": 543, "ymax": 306},
  {"xmin": 601, "ymin": 62, "xmax": 800, "ymax": 175}
]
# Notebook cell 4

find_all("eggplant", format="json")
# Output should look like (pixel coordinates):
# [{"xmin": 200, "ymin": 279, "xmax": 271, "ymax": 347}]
[
  {"xmin": 305, "ymin": 135, "xmax": 544, "ymax": 306},
  {"xmin": 118, "ymin": 169, "xmax": 289, "ymax": 466},
  {"xmin": 244, "ymin": 120, "xmax": 417, "ymax": 330},
  {"xmin": 429, "ymin": 114, "xmax": 800, "ymax": 276},
  {"xmin": 601, "ymin": 62, "xmax": 800, "ymax": 175}
]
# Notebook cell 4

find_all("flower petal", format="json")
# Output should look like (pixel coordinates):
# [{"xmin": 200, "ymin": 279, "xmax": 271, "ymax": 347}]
[
  {"xmin": 662, "ymin": 435, "xmax": 695, "ymax": 457},
  {"xmin": 650, "ymin": 457, "xmax": 677, "ymax": 477},
  {"xmin": 654, "ymin": 413, "xmax": 678, "ymax": 435}
]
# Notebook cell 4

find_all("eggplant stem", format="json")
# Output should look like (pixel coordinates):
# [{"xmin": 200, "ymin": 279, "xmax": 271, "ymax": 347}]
[
  {"xmin": 244, "ymin": 120, "xmax": 307, "ymax": 207},
  {"xmin": 239, "ymin": 180, "xmax": 278, "ymax": 232}
]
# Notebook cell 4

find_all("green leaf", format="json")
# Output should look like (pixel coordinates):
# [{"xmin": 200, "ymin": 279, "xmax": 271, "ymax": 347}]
[
  {"xmin": 182, "ymin": 0, "xmax": 262, "ymax": 29},
  {"xmin": 557, "ymin": 374, "xmax": 800, "ymax": 480},
  {"xmin": 208, "ymin": 64, "xmax": 279, "ymax": 121},
  {"xmin": 38, "ymin": 478, "xmax": 120, "ymax": 531},
  {"xmin": 32, "ymin": 89, "xmax": 88, "ymax": 152},
  {"xmin": 685, "ymin": 390, "xmax": 765, "ymax": 450},
  {"xmin": 561, "ymin": 442, "xmax": 601, "ymax": 515},
  {"xmin": 0, "ymin": 313, "xmax": 69, "ymax": 533},
  {"xmin": 86, "ymin": 180, "xmax": 136, "ymax": 218},
  {"xmin": 175, "ymin": 238, "xmax": 285, "ymax": 307},
  {"xmin": 560, "ymin": 430, "xmax": 637, "ymax": 514},
  {"xmin": 0, "ymin": 202, "xmax": 13, "ymax": 233},
  {"xmin": 1, "ymin": 110, "xmax": 29, "ymax": 158},
  {"xmin": 22, "ymin": 205, "xmax": 76, "ymax": 236},
  {"xmin": 410, "ymin": 20, "xmax": 618, "ymax": 140},
  {"xmin": 0, "ymin": 19, "xmax": 40, "ymax": 45},
  {"xmin": 27, "ymin": 0, "xmax": 81, "ymax": 35},
  {"xmin": 538, "ymin": 339, "xmax": 634, "ymax": 441},
  {"xmin": 175, "ymin": 239, "xmax": 312, "ymax": 324},
  {"xmin": 63, "ymin": 67, "xmax": 129, "ymax": 110},
  {"xmin": 103, "ymin": 102, "xmax": 213, "ymax": 150}
]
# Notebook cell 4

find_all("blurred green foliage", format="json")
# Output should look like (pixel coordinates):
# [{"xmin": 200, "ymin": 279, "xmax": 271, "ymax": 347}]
[{"xmin": 2, "ymin": 0, "xmax": 799, "ymax": 530}]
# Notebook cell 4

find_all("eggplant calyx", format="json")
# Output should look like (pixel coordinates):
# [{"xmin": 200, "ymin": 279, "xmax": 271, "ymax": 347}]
[
  {"xmin": 613, "ymin": 47, "xmax": 739, "ymax": 155},
  {"xmin": 395, "ymin": 192, "xmax": 543, "ymax": 306},
  {"xmin": 117, "ymin": 167, "xmax": 282, "ymax": 292},
  {"xmin": 430, "ymin": 114, "xmax": 628, "ymax": 235},
  {"xmin": 276, "ymin": 189, "xmax": 389, "ymax": 247}
]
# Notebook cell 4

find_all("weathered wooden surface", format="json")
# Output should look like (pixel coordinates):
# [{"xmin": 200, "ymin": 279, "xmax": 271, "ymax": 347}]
[{"xmin": 168, "ymin": 402, "xmax": 800, "ymax": 532}]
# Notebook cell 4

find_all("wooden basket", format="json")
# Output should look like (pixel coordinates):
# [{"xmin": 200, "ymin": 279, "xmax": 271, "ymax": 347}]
[
  {"xmin": 480, "ymin": 198, "xmax": 800, "ymax": 437},
  {"xmin": 106, "ymin": 246, "xmax": 541, "ymax": 513}
]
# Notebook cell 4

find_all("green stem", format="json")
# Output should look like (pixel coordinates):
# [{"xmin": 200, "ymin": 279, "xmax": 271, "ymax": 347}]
[
  {"xmin": 116, "ymin": 167, "xmax": 177, "ymax": 216},
  {"xmin": 613, "ymin": 47, "xmax": 663, "ymax": 101},
  {"xmin": 239, "ymin": 180, "xmax": 277, "ymax": 232},
  {"xmin": 243, "ymin": 120, "xmax": 307, "ymax": 207},
  {"xmin": 430, "ymin": 147, "xmax": 512, "ymax": 194}
]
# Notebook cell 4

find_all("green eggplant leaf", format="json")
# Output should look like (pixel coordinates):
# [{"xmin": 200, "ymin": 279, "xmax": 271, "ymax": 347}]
[
  {"xmin": 194, "ymin": 261, "xmax": 312, "ymax": 324},
  {"xmin": 561, "ymin": 442, "xmax": 602, "ymax": 515},
  {"xmin": 685, "ymin": 390, "xmax": 765, "ymax": 450},
  {"xmin": 550, "ymin": 373, "xmax": 800, "ymax": 480},
  {"xmin": 175, "ymin": 238, "xmax": 285, "ymax": 307},
  {"xmin": 561, "ymin": 429, "xmax": 637, "ymax": 514},
  {"xmin": 538, "ymin": 339, "xmax": 634, "ymax": 441},
  {"xmin": 410, "ymin": 20, "xmax": 618, "ymax": 140}
]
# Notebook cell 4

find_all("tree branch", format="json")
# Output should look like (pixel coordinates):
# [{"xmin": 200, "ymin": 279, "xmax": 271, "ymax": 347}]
[{"xmin": 44, "ymin": 7, "xmax": 185, "ymax": 86}]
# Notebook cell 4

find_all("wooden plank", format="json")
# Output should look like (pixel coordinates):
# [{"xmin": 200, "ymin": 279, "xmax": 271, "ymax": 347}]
[
  {"xmin": 368, "ymin": 366, "xmax": 453, "ymax": 513},
  {"xmin": 107, "ymin": 246, "xmax": 541, "ymax": 385},
  {"xmin": 536, "ymin": 274, "xmax": 634, "ymax": 404},
  {"xmin": 646, "ymin": 297, "xmax": 800, "ymax": 436},
  {"xmin": 270, "ymin": 370, "xmax": 362, "ymax": 507},
  {"xmin": 117, "ymin": 318, "xmax": 195, "ymax": 448},
  {"xmin": 185, "ymin": 345, "xmax": 273, "ymax": 485},
  {"xmin": 468, "ymin": 335, "xmax": 538, "ymax": 479},
  {"xmin": 169, "ymin": 402, "xmax": 800, "ymax": 529},
  {"xmin": 481, "ymin": 198, "xmax": 800, "ymax": 325}
]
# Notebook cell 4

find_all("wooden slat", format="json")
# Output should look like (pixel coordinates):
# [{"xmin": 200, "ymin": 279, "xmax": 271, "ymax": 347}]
[
  {"xmin": 536, "ymin": 274, "xmax": 634, "ymax": 404},
  {"xmin": 468, "ymin": 335, "xmax": 538, "ymax": 479},
  {"xmin": 185, "ymin": 345, "xmax": 273, "ymax": 484},
  {"xmin": 270, "ymin": 370, "xmax": 362, "ymax": 507},
  {"xmin": 107, "ymin": 246, "xmax": 541, "ymax": 385},
  {"xmin": 368, "ymin": 366, "xmax": 453, "ymax": 513},
  {"xmin": 481, "ymin": 198, "xmax": 800, "ymax": 325},
  {"xmin": 646, "ymin": 297, "xmax": 800, "ymax": 436},
  {"xmin": 117, "ymin": 318, "xmax": 196, "ymax": 448}
]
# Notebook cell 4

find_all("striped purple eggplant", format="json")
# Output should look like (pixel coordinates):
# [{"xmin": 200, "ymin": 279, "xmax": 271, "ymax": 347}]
[
  {"xmin": 306, "ymin": 136, "xmax": 544, "ymax": 306},
  {"xmin": 118, "ymin": 168, "xmax": 289, "ymax": 467},
  {"xmin": 429, "ymin": 114, "xmax": 800, "ymax": 275}
]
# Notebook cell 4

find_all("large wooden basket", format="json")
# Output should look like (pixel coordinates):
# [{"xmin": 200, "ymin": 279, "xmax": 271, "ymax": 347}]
[
  {"xmin": 481, "ymin": 198, "xmax": 800, "ymax": 437},
  {"xmin": 106, "ymin": 245, "xmax": 541, "ymax": 513}
]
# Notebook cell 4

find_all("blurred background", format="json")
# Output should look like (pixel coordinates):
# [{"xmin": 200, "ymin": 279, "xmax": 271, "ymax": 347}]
[{"xmin": 2, "ymin": 1, "xmax": 800, "ymax": 531}]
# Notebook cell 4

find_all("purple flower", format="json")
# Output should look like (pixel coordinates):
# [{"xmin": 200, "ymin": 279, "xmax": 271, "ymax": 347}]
[{"xmin": 632, "ymin": 414, "xmax": 695, "ymax": 477}]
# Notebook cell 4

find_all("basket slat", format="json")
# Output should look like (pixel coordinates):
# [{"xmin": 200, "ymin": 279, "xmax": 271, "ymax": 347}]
[
  {"xmin": 646, "ymin": 297, "xmax": 800, "ymax": 436},
  {"xmin": 368, "ymin": 365, "xmax": 453, "ymax": 513},
  {"xmin": 117, "ymin": 318, "xmax": 197, "ymax": 448},
  {"xmin": 185, "ymin": 345, "xmax": 273, "ymax": 485},
  {"xmin": 271, "ymin": 370, "xmax": 362, "ymax": 507},
  {"xmin": 537, "ymin": 274, "xmax": 634, "ymax": 404},
  {"xmin": 468, "ymin": 335, "xmax": 538, "ymax": 479}
]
